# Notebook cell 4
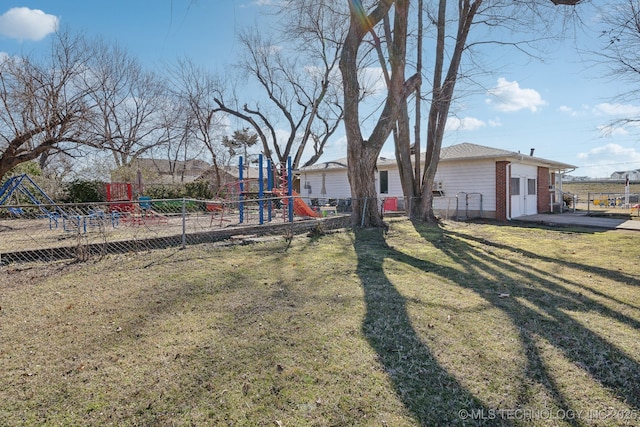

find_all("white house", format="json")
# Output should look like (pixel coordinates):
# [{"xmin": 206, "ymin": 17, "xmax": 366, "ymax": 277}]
[
  {"xmin": 610, "ymin": 170, "xmax": 640, "ymax": 181},
  {"xmin": 297, "ymin": 143, "xmax": 576, "ymax": 220}
]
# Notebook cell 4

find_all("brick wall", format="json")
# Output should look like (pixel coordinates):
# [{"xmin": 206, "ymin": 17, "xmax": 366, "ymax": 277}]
[
  {"xmin": 495, "ymin": 161, "xmax": 509, "ymax": 221},
  {"xmin": 537, "ymin": 167, "xmax": 551, "ymax": 213}
]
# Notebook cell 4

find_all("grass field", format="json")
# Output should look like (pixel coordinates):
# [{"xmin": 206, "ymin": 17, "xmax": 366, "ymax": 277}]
[
  {"xmin": 1, "ymin": 218, "xmax": 639, "ymax": 426},
  {"xmin": 562, "ymin": 181, "xmax": 640, "ymax": 198}
]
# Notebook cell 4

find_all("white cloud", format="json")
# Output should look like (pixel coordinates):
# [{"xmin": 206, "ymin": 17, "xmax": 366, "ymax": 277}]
[
  {"xmin": 576, "ymin": 143, "xmax": 640, "ymax": 177},
  {"xmin": 446, "ymin": 116, "xmax": 486, "ymax": 132},
  {"xmin": 488, "ymin": 117, "xmax": 502, "ymax": 127},
  {"xmin": 0, "ymin": 7, "xmax": 58, "ymax": 41},
  {"xmin": 597, "ymin": 124, "xmax": 629, "ymax": 137},
  {"xmin": 577, "ymin": 143, "xmax": 638, "ymax": 158},
  {"xmin": 559, "ymin": 104, "xmax": 594, "ymax": 118},
  {"xmin": 486, "ymin": 77, "xmax": 547, "ymax": 113},
  {"xmin": 558, "ymin": 105, "xmax": 578, "ymax": 117},
  {"xmin": 593, "ymin": 102, "xmax": 640, "ymax": 117}
]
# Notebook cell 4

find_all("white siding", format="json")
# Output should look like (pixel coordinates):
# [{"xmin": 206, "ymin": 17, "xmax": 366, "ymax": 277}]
[
  {"xmin": 432, "ymin": 159, "xmax": 496, "ymax": 217},
  {"xmin": 300, "ymin": 159, "xmax": 498, "ymax": 216},
  {"xmin": 377, "ymin": 168, "xmax": 404, "ymax": 198},
  {"xmin": 299, "ymin": 170, "xmax": 351, "ymax": 202}
]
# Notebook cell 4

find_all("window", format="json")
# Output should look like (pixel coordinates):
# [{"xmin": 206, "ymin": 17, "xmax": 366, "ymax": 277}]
[
  {"xmin": 510, "ymin": 177, "xmax": 520, "ymax": 196},
  {"xmin": 527, "ymin": 179, "xmax": 536, "ymax": 195},
  {"xmin": 379, "ymin": 170, "xmax": 389, "ymax": 194},
  {"xmin": 432, "ymin": 181, "xmax": 444, "ymax": 196}
]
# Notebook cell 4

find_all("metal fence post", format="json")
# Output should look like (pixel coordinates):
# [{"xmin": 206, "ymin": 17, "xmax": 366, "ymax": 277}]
[
  {"xmin": 181, "ymin": 197, "xmax": 186, "ymax": 249},
  {"xmin": 361, "ymin": 197, "xmax": 367, "ymax": 228}
]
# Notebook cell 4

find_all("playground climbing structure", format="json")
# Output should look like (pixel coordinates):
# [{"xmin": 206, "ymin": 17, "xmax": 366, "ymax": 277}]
[{"xmin": 0, "ymin": 174, "xmax": 62, "ymax": 216}]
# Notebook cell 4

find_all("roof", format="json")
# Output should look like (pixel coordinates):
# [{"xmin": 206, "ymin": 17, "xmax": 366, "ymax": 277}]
[
  {"xmin": 298, "ymin": 156, "xmax": 396, "ymax": 172},
  {"xmin": 298, "ymin": 158, "xmax": 348, "ymax": 171},
  {"xmin": 299, "ymin": 143, "xmax": 576, "ymax": 172},
  {"xmin": 439, "ymin": 143, "xmax": 576, "ymax": 170},
  {"xmin": 198, "ymin": 165, "xmax": 262, "ymax": 180},
  {"xmin": 136, "ymin": 158, "xmax": 211, "ymax": 176}
]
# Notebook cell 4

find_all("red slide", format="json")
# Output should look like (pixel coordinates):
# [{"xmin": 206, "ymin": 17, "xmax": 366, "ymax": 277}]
[{"xmin": 273, "ymin": 189, "xmax": 321, "ymax": 217}]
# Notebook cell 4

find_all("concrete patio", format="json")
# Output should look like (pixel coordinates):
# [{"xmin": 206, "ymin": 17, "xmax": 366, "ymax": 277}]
[{"xmin": 513, "ymin": 212, "xmax": 640, "ymax": 231}]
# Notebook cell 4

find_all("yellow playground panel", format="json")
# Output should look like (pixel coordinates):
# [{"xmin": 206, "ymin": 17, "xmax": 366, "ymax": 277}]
[{"xmin": 592, "ymin": 194, "xmax": 625, "ymax": 207}]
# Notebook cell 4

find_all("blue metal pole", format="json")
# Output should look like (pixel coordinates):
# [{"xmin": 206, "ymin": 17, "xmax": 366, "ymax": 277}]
[
  {"xmin": 288, "ymin": 156, "xmax": 293, "ymax": 222},
  {"xmin": 239, "ymin": 156, "xmax": 244, "ymax": 223},
  {"xmin": 258, "ymin": 154, "xmax": 264, "ymax": 225}
]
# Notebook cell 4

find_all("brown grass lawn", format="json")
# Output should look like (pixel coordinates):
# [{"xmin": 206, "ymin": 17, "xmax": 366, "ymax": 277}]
[{"xmin": 1, "ymin": 218, "xmax": 639, "ymax": 426}]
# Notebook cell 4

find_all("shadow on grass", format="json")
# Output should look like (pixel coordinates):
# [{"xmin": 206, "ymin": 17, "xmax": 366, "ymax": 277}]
[
  {"xmin": 354, "ymin": 222, "xmax": 640, "ymax": 425},
  {"xmin": 354, "ymin": 229, "xmax": 498, "ymax": 426},
  {"xmin": 428, "ymin": 226, "xmax": 640, "ymax": 409}
]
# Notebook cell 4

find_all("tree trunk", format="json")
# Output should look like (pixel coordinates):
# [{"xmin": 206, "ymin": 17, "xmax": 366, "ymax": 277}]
[
  {"xmin": 416, "ymin": 0, "xmax": 480, "ymax": 223},
  {"xmin": 347, "ymin": 140, "xmax": 385, "ymax": 228},
  {"xmin": 394, "ymin": 102, "xmax": 416, "ymax": 215},
  {"xmin": 341, "ymin": 0, "xmax": 412, "ymax": 228}
]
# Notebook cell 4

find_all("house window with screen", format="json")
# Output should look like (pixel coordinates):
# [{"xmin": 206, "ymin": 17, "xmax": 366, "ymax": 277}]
[
  {"xmin": 510, "ymin": 177, "xmax": 520, "ymax": 196},
  {"xmin": 528, "ymin": 178, "xmax": 536, "ymax": 195},
  {"xmin": 380, "ymin": 170, "xmax": 389, "ymax": 194}
]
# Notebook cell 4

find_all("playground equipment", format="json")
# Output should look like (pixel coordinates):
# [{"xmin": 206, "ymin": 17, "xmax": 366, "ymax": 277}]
[
  {"xmin": 0, "ymin": 174, "xmax": 62, "ymax": 216},
  {"xmin": 105, "ymin": 182, "xmax": 168, "ymax": 226},
  {"xmin": 272, "ymin": 188, "xmax": 322, "ymax": 218},
  {"xmin": 105, "ymin": 182, "xmax": 139, "ymax": 212},
  {"xmin": 235, "ymin": 155, "xmax": 320, "ymax": 225},
  {"xmin": 0, "ymin": 174, "xmax": 117, "ymax": 233}
]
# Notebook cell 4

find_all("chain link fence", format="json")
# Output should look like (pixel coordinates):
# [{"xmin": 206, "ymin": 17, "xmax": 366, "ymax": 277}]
[
  {"xmin": 585, "ymin": 192, "xmax": 640, "ymax": 214},
  {"xmin": 0, "ymin": 196, "xmax": 352, "ymax": 264},
  {"xmin": 0, "ymin": 193, "xmax": 488, "ymax": 264}
]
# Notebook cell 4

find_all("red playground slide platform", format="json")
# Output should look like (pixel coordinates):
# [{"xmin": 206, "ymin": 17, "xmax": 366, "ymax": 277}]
[{"xmin": 273, "ymin": 189, "xmax": 321, "ymax": 217}]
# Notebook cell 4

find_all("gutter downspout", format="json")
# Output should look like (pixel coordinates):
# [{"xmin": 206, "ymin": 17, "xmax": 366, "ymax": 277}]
[{"xmin": 506, "ymin": 163, "xmax": 512, "ymax": 221}]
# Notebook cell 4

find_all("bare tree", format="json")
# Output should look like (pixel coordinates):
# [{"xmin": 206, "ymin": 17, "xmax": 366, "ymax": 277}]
[
  {"xmin": 593, "ymin": 0, "xmax": 640, "ymax": 130},
  {"xmin": 212, "ymin": 1, "xmax": 345, "ymax": 175},
  {"xmin": 341, "ymin": 0, "xmax": 585, "ymax": 227},
  {"xmin": 84, "ymin": 40, "xmax": 169, "ymax": 169},
  {"xmin": 340, "ymin": 0, "xmax": 419, "ymax": 227},
  {"xmin": 151, "ymin": 98, "xmax": 208, "ymax": 184},
  {"xmin": 0, "ymin": 31, "xmax": 93, "ymax": 181},
  {"xmin": 167, "ymin": 58, "xmax": 228, "ymax": 189}
]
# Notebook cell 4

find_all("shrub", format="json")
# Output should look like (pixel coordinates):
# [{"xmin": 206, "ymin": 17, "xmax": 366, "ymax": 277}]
[
  {"xmin": 145, "ymin": 185, "xmax": 183, "ymax": 199},
  {"xmin": 184, "ymin": 180, "xmax": 213, "ymax": 199},
  {"xmin": 62, "ymin": 180, "xmax": 106, "ymax": 203},
  {"xmin": 144, "ymin": 180, "xmax": 213, "ymax": 200}
]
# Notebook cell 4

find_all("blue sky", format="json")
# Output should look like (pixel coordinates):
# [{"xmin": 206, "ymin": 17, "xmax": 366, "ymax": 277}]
[{"xmin": 1, "ymin": 1, "xmax": 639, "ymax": 178}]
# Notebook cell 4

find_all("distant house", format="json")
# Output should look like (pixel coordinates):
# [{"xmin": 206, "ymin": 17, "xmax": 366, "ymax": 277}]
[
  {"xmin": 297, "ymin": 143, "xmax": 576, "ymax": 220},
  {"xmin": 135, "ymin": 158, "xmax": 211, "ymax": 184},
  {"xmin": 610, "ymin": 170, "xmax": 640, "ymax": 181},
  {"xmin": 564, "ymin": 175, "xmax": 591, "ymax": 182},
  {"xmin": 199, "ymin": 164, "xmax": 264, "ymax": 195}
]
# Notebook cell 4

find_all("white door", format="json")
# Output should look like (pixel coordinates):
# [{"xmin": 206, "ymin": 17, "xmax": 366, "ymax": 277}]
[
  {"xmin": 525, "ymin": 178, "xmax": 537, "ymax": 215},
  {"xmin": 510, "ymin": 164, "xmax": 539, "ymax": 218},
  {"xmin": 510, "ymin": 176, "xmax": 538, "ymax": 218},
  {"xmin": 510, "ymin": 177, "xmax": 524, "ymax": 218}
]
